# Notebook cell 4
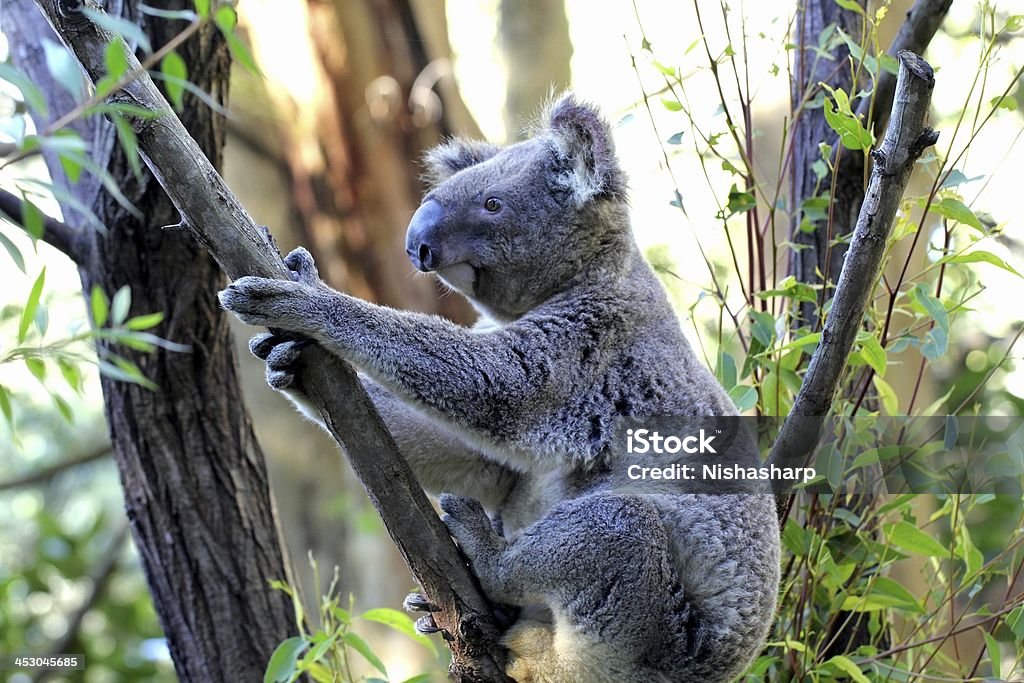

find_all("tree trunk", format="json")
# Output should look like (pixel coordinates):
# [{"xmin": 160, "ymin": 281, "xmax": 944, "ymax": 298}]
[
  {"xmin": 499, "ymin": 0, "xmax": 572, "ymax": 140},
  {"xmin": 6, "ymin": 3, "xmax": 296, "ymax": 681},
  {"xmin": 243, "ymin": 0, "xmax": 476, "ymax": 322},
  {"xmin": 789, "ymin": 0, "xmax": 865, "ymax": 329}
]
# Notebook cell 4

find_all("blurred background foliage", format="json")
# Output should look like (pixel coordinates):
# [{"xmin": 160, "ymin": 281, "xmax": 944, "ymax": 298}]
[{"xmin": 0, "ymin": 0, "xmax": 1022, "ymax": 681}]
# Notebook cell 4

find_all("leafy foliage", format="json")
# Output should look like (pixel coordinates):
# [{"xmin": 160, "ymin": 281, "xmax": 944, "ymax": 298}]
[
  {"xmin": 264, "ymin": 557, "xmax": 439, "ymax": 683},
  {"xmin": 631, "ymin": 0, "xmax": 1024, "ymax": 679}
]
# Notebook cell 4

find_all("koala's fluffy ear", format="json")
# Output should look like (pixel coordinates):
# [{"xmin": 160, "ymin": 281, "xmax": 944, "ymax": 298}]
[
  {"xmin": 422, "ymin": 138, "xmax": 501, "ymax": 187},
  {"xmin": 544, "ymin": 93, "xmax": 627, "ymax": 205}
]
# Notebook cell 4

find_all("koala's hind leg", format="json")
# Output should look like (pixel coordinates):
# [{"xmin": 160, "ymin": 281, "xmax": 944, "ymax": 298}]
[{"xmin": 441, "ymin": 494, "xmax": 682, "ymax": 683}]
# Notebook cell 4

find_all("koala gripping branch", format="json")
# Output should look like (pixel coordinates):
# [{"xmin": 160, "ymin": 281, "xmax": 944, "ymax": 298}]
[
  {"xmin": 33, "ymin": 1, "xmax": 510, "ymax": 680},
  {"xmin": 767, "ymin": 52, "xmax": 938, "ymax": 501}
]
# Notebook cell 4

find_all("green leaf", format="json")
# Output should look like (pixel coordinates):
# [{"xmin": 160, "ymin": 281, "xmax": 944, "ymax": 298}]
[
  {"xmin": 871, "ymin": 576, "xmax": 923, "ymax": 611},
  {"xmin": 19, "ymin": 267, "xmax": 46, "ymax": 344},
  {"xmin": 941, "ymin": 169, "xmax": 983, "ymax": 189},
  {"xmin": 749, "ymin": 310, "xmax": 777, "ymax": 347},
  {"xmin": 0, "ymin": 230, "xmax": 26, "ymax": 273},
  {"xmin": 825, "ymin": 655, "xmax": 870, "ymax": 682},
  {"xmin": 940, "ymin": 250, "xmax": 1021, "ymax": 278},
  {"xmin": 726, "ymin": 184, "xmax": 756, "ymax": 215},
  {"xmin": 930, "ymin": 197, "xmax": 983, "ymax": 232},
  {"xmin": 91, "ymin": 285, "xmax": 109, "ymax": 327},
  {"xmin": 160, "ymin": 51, "xmax": 189, "ymax": 110},
  {"xmin": 0, "ymin": 384, "xmax": 12, "ymax": 426},
  {"xmin": 111, "ymin": 285, "xmax": 132, "ymax": 325},
  {"xmin": 909, "ymin": 284, "xmax": 948, "ymax": 333},
  {"xmin": 263, "ymin": 637, "xmax": 307, "ymax": 683},
  {"xmin": 983, "ymin": 632, "xmax": 1001, "ymax": 679},
  {"xmin": 1006, "ymin": 606, "xmax": 1024, "ymax": 640},
  {"xmin": 25, "ymin": 356, "xmax": 46, "ymax": 380},
  {"xmin": 921, "ymin": 326, "xmax": 948, "ymax": 361},
  {"xmin": 0, "ymin": 63, "xmax": 49, "ymax": 115},
  {"xmin": 343, "ymin": 632, "xmax": 386, "ymax": 675},
  {"xmin": 104, "ymin": 40, "xmax": 130, "ymax": 80},
  {"xmin": 58, "ymin": 358, "xmax": 84, "ymax": 393},
  {"xmin": 833, "ymin": 0, "xmax": 865, "ymax": 15},
  {"xmin": 111, "ymin": 113, "xmax": 143, "ymax": 180},
  {"xmin": 126, "ymin": 312, "xmax": 165, "ymax": 330},
  {"xmin": 53, "ymin": 394, "xmax": 74, "ymax": 423},
  {"xmin": 361, "ymin": 607, "xmax": 438, "ymax": 655},
  {"xmin": 42, "ymin": 39, "xmax": 85, "ymax": 100},
  {"xmin": 821, "ymin": 84, "xmax": 873, "ymax": 150},
  {"xmin": 856, "ymin": 331, "xmax": 887, "ymax": 377},
  {"xmin": 19, "ymin": 194, "xmax": 44, "ymax": 239},
  {"xmin": 660, "ymin": 98, "xmax": 683, "ymax": 112},
  {"xmin": 214, "ymin": 6, "xmax": 261, "ymax": 74},
  {"xmin": 885, "ymin": 521, "xmax": 947, "ymax": 557},
  {"xmin": 194, "ymin": 0, "xmax": 211, "ymax": 19},
  {"xmin": 400, "ymin": 676, "xmax": 434, "ymax": 683},
  {"xmin": 728, "ymin": 385, "xmax": 758, "ymax": 413},
  {"xmin": 872, "ymin": 375, "xmax": 898, "ymax": 414}
]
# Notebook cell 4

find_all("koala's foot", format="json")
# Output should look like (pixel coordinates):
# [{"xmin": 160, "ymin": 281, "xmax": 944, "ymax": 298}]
[
  {"xmin": 439, "ymin": 494, "xmax": 508, "ymax": 599},
  {"xmin": 403, "ymin": 592, "xmax": 443, "ymax": 635},
  {"xmin": 249, "ymin": 332, "xmax": 313, "ymax": 392}
]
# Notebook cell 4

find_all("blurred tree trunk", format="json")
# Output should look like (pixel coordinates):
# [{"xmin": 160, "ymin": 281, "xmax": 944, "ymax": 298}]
[
  {"xmin": 244, "ymin": 0, "xmax": 477, "ymax": 323},
  {"xmin": 499, "ymin": 0, "xmax": 572, "ymax": 139},
  {"xmin": 5, "ymin": 3, "xmax": 295, "ymax": 681},
  {"xmin": 789, "ymin": 0, "xmax": 865, "ymax": 330}
]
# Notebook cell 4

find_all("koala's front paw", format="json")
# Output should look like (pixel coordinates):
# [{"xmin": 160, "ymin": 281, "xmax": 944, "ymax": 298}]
[
  {"xmin": 218, "ymin": 276, "xmax": 321, "ymax": 331},
  {"xmin": 249, "ymin": 332, "xmax": 313, "ymax": 392},
  {"xmin": 440, "ymin": 494, "xmax": 507, "ymax": 596}
]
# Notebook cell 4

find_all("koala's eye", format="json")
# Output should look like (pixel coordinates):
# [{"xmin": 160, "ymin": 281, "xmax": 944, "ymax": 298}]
[{"xmin": 484, "ymin": 197, "xmax": 502, "ymax": 213}]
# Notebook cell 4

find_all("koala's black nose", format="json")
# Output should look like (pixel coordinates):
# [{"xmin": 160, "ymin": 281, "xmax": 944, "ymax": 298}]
[{"xmin": 406, "ymin": 199, "xmax": 443, "ymax": 272}]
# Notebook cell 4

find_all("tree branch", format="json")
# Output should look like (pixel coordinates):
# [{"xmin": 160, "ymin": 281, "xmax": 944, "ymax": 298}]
[
  {"xmin": 0, "ymin": 187, "xmax": 88, "ymax": 264},
  {"xmin": 768, "ymin": 52, "xmax": 938, "ymax": 496},
  {"xmin": 31, "ymin": 1, "xmax": 508, "ymax": 679},
  {"xmin": 857, "ymin": 0, "xmax": 952, "ymax": 134},
  {"xmin": 0, "ymin": 444, "xmax": 111, "ymax": 491}
]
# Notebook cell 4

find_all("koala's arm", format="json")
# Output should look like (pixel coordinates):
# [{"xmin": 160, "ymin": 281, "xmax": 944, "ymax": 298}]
[
  {"xmin": 248, "ymin": 333, "xmax": 519, "ymax": 509},
  {"xmin": 221, "ymin": 275, "xmax": 575, "ymax": 461}
]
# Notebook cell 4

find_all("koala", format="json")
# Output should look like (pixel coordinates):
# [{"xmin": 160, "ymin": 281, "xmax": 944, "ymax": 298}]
[{"xmin": 219, "ymin": 94, "xmax": 780, "ymax": 683}]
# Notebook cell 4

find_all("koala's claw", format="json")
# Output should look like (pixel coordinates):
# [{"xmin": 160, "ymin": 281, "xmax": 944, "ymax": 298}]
[
  {"xmin": 403, "ymin": 592, "xmax": 438, "ymax": 613},
  {"xmin": 414, "ymin": 614, "xmax": 442, "ymax": 635},
  {"xmin": 284, "ymin": 247, "xmax": 320, "ymax": 285}
]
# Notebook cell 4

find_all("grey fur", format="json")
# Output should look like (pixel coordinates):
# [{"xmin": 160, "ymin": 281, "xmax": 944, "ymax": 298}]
[{"xmin": 220, "ymin": 93, "xmax": 779, "ymax": 682}]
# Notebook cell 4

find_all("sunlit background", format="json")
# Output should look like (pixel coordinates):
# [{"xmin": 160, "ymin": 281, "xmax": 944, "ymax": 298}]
[{"xmin": 1, "ymin": 0, "xmax": 1022, "ymax": 680}]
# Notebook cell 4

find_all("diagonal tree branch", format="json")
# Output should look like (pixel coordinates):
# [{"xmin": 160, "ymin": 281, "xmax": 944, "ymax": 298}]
[
  {"xmin": 0, "ymin": 187, "xmax": 89, "ymax": 264},
  {"xmin": 31, "ymin": 1, "xmax": 508, "ymax": 679},
  {"xmin": 769, "ymin": 51, "xmax": 939, "ymax": 499}
]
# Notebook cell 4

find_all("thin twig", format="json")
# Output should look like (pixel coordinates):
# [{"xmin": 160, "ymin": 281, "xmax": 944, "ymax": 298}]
[{"xmin": 0, "ymin": 445, "xmax": 111, "ymax": 491}]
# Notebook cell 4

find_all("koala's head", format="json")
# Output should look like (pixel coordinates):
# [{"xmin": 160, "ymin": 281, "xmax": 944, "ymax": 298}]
[{"xmin": 406, "ymin": 93, "xmax": 630, "ymax": 321}]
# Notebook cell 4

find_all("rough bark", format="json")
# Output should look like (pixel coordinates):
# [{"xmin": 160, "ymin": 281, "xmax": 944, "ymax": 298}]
[
  {"xmin": 499, "ymin": 0, "xmax": 572, "ymax": 140},
  {"xmin": 769, "ymin": 51, "xmax": 938, "ymax": 476},
  {"xmin": 789, "ymin": 0, "xmax": 864, "ymax": 329},
  {"xmin": 28, "ymin": 1, "xmax": 510, "ymax": 679},
  {"xmin": 7, "ymin": 2, "xmax": 296, "ymax": 681}
]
